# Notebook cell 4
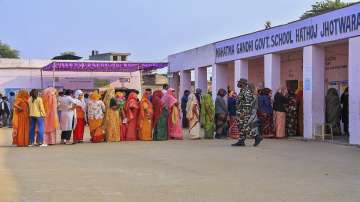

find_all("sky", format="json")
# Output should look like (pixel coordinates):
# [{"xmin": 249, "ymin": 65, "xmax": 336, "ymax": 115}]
[{"xmin": 0, "ymin": 0, "xmax": 357, "ymax": 61}]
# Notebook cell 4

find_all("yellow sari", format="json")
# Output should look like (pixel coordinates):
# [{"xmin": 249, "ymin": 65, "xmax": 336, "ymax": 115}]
[{"xmin": 138, "ymin": 92, "xmax": 153, "ymax": 141}]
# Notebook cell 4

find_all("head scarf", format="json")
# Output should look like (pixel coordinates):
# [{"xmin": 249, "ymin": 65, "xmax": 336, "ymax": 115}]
[
  {"xmin": 186, "ymin": 93, "xmax": 198, "ymax": 120},
  {"xmin": 16, "ymin": 89, "xmax": 29, "ymax": 101},
  {"xmin": 152, "ymin": 90, "xmax": 164, "ymax": 127},
  {"xmin": 162, "ymin": 88, "xmax": 177, "ymax": 109},
  {"xmin": 139, "ymin": 91, "xmax": 153, "ymax": 121},
  {"xmin": 42, "ymin": 87, "xmax": 59, "ymax": 131},
  {"xmin": 125, "ymin": 92, "xmax": 139, "ymax": 120},
  {"xmin": 103, "ymin": 88, "xmax": 115, "ymax": 109},
  {"xmin": 74, "ymin": 90, "xmax": 83, "ymax": 99},
  {"xmin": 201, "ymin": 93, "xmax": 215, "ymax": 131},
  {"xmin": 90, "ymin": 91, "xmax": 101, "ymax": 101}
]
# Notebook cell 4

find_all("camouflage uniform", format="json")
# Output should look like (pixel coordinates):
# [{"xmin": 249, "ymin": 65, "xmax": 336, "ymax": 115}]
[{"xmin": 236, "ymin": 85, "xmax": 257, "ymax": 141}]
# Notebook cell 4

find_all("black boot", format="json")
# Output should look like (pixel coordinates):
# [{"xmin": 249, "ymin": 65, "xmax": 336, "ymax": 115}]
[
  {"xmin": 231, "ymin": 140, "xmax": 245, "ymax": 147},
  {"xmin": 253, "ymin": 136, "xmax": 263, "ymax": 147}
]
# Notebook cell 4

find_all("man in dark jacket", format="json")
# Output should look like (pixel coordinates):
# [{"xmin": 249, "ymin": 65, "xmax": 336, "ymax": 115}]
[
  {"xmin": 341, "ymin": 87, "xmax": 349, "ymax": 136},
  {"xmin": 181, "ymin": 90, "xmax": 190, "ymax": 128},
  {"xmin": 0, "ymin": 96, "xmax": 10, "ymax": 128}
]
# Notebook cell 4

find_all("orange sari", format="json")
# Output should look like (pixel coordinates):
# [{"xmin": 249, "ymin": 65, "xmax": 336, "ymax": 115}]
[
  {"xmin": 12, "ymin": 90, "xmax": 30, "ymax": 147},
  {"xmin": 125, "ymin": 92, "xmax": 139, "ymax": 141},
  {"xmin": 138, "ymin": 93, "xmax": 153, "ymax": 141}
]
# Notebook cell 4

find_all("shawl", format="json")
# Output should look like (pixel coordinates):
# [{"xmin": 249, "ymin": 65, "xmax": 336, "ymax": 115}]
[
  {"xmin": 162, "ymin": 88, "xmax": 177, "ymax": 110},
  {"xmin": 201, "ymin": 93, "xmax": 215, "ymax": 131},
  {"xmin": 125, "ymin": 92, "xmax": 139, "ymax": 120},
  {"xmin": 186, "ymin": 93, "xmax": 198, "ymax": 120},
  {"xmin": 42, "ymin": 87, "xmax": 59, "ymax": 131},
  {"xmin": 152, "ymin": 90, "xmax": 164, "ymax": 128}
]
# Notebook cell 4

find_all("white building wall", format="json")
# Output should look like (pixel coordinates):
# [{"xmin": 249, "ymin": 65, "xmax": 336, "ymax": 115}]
[
  {"xmin": 0, "ymin": 59, "xmax": 141, "ymax": 91},
  {"xmin": 179, "ymin": 70, "xmax": 191, "ymax": 98},
  {"xmin": 264, "ymin": 53, "xmax": 281, "ymax": 92},
  {"xmin": 168, "ymin": 44, "xmax": 215, "ymax": 73},
  {"xmin": 348, "ymin": 36, "xmax": 360, "ymax": 145},
  {"xmin": 234, "ymin": 60, "xmax": 248, "ymax": 93},
  {"xmin": 303, "ymin": 45, "xmax": 325, "ymax": 139},
  {"xmin": 195, "ymin": 67, "xmax": 207, "ymax": 93}
]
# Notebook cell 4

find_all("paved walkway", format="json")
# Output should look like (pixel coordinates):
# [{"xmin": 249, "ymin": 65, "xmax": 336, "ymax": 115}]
[{"xmin": 0, "ymin": 128, "xmax": 360, "ymax": 202}]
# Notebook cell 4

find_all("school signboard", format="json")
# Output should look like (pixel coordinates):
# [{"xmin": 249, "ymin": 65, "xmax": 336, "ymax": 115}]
[{"xmin": 215, "ymin": 3, "xmax": 360, "ymax": 63}]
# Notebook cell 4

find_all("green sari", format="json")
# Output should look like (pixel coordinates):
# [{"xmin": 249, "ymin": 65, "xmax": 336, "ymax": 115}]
[
  {"xmin": 153, "ymin": 107, "xmax": 168, "ymax": 141},
  {"xmin": 201, "ymin": 94, "xmax": 215, "ymax": 139}
]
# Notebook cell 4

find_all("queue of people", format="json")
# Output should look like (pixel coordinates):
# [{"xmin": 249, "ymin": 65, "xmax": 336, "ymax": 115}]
[
  {"xmin": 180, "ymin": 79, "xmax": 307, "ymax": 147},
  {"xmin": 10, "ymin": 84, "xmax": 185, "ymax": 147},
  {"xmin": 8, "ymin": 80, "xmax": 349, "ymax": 148}
]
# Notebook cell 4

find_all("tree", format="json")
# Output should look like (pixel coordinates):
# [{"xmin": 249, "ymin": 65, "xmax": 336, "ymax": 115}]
[
  {"xmin": 0, "ymin": 41, "xmax": 19, "ymax": 58},
  {"xmin": 52, "ymin": 51, "xmax": 82, "ymax": 60},
  {"xmin": 265, "ymin": 21, "xmax": 272, "ymax": 29},
  {"xmin": 60, "ymin": 51, "xmax": 77, "ymax": 56},
  {"xmin": 300, "ymin": 0, "xmax": 353, "ymax": 19}
]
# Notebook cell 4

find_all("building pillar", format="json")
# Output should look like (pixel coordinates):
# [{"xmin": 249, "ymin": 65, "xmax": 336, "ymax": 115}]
[
  {"xmin": 264, "ymin": 53, "xmax": 281, "ymax": 92},
  {"xmin": 195, "ymin": 67, "xmax": 208, "ymax": 93},
  {"xmin": 179, "ymin": 70, "xmax": 191, "ymax": 98},
  {"xmin": 234, "ymin": 59, "xmax": 248, "ymax": 93},
  {"xmin": 348, "ymin": 37, "xmax": 360, "ymax": 145},
  {"xmin": 212, "ymin": 63, "xmax": 227, "ymax": 101},
  {"xmin": 303, "ymin": 45, "xmax": 325, "ymax": 139},
  {"xmin": 169, "ymin": 72, "xmax": 180, "ymax": 98}
]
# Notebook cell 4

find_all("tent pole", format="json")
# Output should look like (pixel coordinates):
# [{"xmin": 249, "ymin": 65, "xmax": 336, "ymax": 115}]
[
  {"xmin": 139, "ymin": 68, "xmax": 143, "ymax": 95},
  {"xmin": 52, "ymin": 62, "xmax": 55, "ymax": 88},
  {"xmin": 40, "ymin": 69, "xmax": 43, "ymax": 89}
]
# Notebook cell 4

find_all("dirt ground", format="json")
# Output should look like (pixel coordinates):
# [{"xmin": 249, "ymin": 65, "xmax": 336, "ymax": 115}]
[{"xmin": 0, "ymin": 128, "xmax": 360, "ymax": 202}]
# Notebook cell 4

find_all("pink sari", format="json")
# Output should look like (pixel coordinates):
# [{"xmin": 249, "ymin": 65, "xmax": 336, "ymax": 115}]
[
  {"xmin": 42, "ymin": 88, "xmax": 59, "ymax": 145},
  {"xmin": 162, "ymin": 89, "xmax": 183, "ymax": 140}
]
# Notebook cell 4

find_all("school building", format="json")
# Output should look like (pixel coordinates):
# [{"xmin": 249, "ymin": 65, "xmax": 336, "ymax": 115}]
[{"xmin": 167, "ymin": 3, "xmax": 360, "ymax": 145}]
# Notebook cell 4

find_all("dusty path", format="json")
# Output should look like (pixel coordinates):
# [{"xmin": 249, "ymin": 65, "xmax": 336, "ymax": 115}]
[
  {"xmin": 0, "ymin": 128, "xmax": 18, "ymax": 202},
  {"xmin": 0, "ymin": 128, "xmax": 360, "ymax": 202}
]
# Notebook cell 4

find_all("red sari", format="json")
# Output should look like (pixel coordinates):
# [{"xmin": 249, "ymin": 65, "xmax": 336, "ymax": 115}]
[
  {"xmin": 73, "ymin": 105, "xmax": 85, "ymax": 142},
  {"xmin": 125, "ymin": 92, "xmax": 139, "ymax": 141}
]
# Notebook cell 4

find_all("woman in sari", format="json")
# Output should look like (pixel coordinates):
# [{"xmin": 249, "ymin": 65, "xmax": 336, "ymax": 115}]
[
  {"xmin": 201, "ymin": 93, "xmax": 215, "ymax": 139},
  {"xmin": 42, "ymin": 87, "xmax": 59, "ymax": 145},
  {"xmin": 227, "ymin": 91, "xmax": 240, "ymax": 139},
  {"xmin": 12, "ymin": 90, "xmax": 30, "ymax": 147},
  {"xmin": 162, "ymin": 88, "xmax": 183, "ymax": 140},
  {"xmin": 73, "ymin": 90, "xmax": 86, "ymax": 143},
  {"xmin": 273, "ymin": 87, "xmax": 288, "ymax": 138},
  {"xmin": 114, "ymin": 90, "xmax": 127, "ymax": 141},
  {"xmin": 152, "ymin": 90, "xmax": 168, "ymax": 141},
  {"xmin": 87, "ymin": 91, "xmax": 106, "ymax": 143},
  {"xmin": 257, "ymin": 88, "xmax": 275, "ymax": 138},
  {"xmin": 103, "ymin": 88, "xmax": 121, "ymax": 142},
  {"xmin": 326, "ymin": 88, "xmax": 342, "ymax": 136},
  {"xmin": 138, "ymin": 91, "xmax": 153, "ymax": 141},
  {"xmin": 187, "ymin": 93, "xmax": 201, "ymax": 139},
  {"xmin": 215, "ymin": 89, "xmax": 228, "ymax": 139},
  {"xmin": 125, "ymin": 92, "xmax": 140, "ymax": 141}
]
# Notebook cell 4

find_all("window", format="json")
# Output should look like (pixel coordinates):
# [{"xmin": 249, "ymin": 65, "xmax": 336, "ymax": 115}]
[
  {"xmin": 113, "ymin": 56, "xmax": 118, "ymax": 61},
  {"xmin": 121, "ymin": 55, "xmax": 127, "ymax": 61}
]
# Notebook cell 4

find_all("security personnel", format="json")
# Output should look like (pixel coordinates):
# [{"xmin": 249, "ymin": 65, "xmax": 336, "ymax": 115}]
[{"xmin": 232, "ymin": 79, "xmax": 262, "ymax": 147}]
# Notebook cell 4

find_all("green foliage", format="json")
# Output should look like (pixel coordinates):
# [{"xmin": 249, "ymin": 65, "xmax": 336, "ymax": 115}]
[
  {"xmin": 265, "ymin": 21, "xmax": 272, "ymax": 29},
  {"xmin": 0, "ymin": 41, "xmax": 19, "ymax": 58},
  {"xmin": 60, "ymin": 51, "xmax": 77, "ymax": 56},
  {"xmin": 301, "ymin": 0, "xmax": 355, "ymax": 19}
]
